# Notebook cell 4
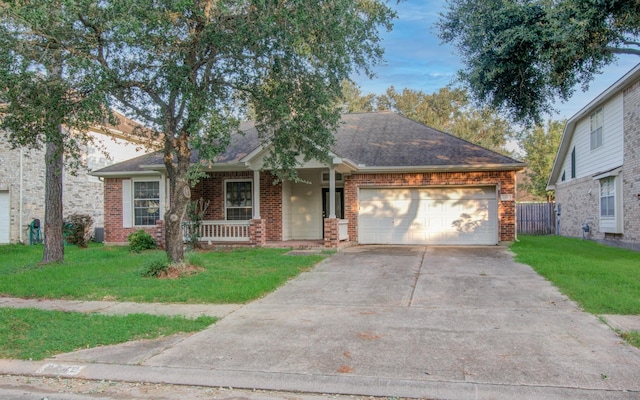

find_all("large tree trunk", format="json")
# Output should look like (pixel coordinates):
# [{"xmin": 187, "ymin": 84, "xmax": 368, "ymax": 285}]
[
  {"xmin": 163, "ymin": 130, "xmax": 192, "ymax": 264},
  {"xmin": 42, "ymin": 136, "xmax": 64, "ymax": 264},
  {"xmin": 164, "ymin": 177, "xmax": 190, "ymax": 264}
]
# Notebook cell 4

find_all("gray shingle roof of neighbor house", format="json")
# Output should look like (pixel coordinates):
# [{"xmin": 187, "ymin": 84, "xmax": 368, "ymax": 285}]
[{"xmin": 92, "ymin": 111, "xmax": 524, "ymax": 175}]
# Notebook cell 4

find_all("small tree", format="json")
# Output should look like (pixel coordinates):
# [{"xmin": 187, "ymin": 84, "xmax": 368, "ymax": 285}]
[
  {"xmin": 519, "ymin": 120, "xmax": 564, "ymax": 201},
  {"xmin": 185, "ymin": 198, "xmax": 210, "ymax": 250}
]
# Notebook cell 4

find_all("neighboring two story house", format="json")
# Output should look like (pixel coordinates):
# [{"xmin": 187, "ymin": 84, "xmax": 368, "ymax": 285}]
[
  {"xmin": 0, "ymin": 112, "xmax": 151, "ymax": 244},
  {"xmin": 548, "ymin": 64, "xmax": 640, "ymax": 244}
]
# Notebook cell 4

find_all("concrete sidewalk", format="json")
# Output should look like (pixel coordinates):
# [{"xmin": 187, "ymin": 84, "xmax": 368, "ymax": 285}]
[
  {"xmin": 0, "ymin": 296, "xmax": 241, "ymax": 319},
  {"xmin": 1, "ymin": 246, "xmax": 640, "ymax": 400}
]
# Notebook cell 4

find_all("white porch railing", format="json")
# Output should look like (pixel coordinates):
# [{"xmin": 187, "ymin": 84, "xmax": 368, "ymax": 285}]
[
  {"xmin": 183, "ymin": 220, "xmax": 250, "ymax": 243},
  {"xmin": 338, "ymin": 219, "xmax": 349, "ymax": 241}
]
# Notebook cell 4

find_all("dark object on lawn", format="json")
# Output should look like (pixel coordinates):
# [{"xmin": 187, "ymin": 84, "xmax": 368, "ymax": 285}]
[{"xmin": 29, "ymin": 218, "xmax": 42, "ymax": 245}]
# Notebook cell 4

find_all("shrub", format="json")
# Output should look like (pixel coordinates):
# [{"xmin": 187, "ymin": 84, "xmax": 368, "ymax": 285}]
[
  {"xmin": 139, "ymin": 254, "xmax": 169, "ymax": 277},
  {"xmin": 127, "ymin": 229, "xmax": 156, "ymax": 253},
  {"xmin": 63, "ymin": 214, "xmax": 94, "ymax": 248},
  {"xmin": 185, "ymin": 198, "xmax": 210, "ymax": 250}
]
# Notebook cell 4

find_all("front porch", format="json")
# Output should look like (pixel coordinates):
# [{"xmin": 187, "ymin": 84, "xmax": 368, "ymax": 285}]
[{"xmin": 182, "ymin": 218, "xmax": 350, "ymax": 249}]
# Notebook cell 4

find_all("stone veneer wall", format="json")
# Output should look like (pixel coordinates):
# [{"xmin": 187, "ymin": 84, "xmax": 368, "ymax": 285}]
[
  {"xmin": 554, "ymin": 176, "xmax": 601, "ymax": 239},
  {"xmin": 622, "ymin": 78, "xmax": 640, "ymax": 242},
  {"xmin": 0, "ymin": 141, "xmax": 44, "ymax": 243},
  {"xmin": 343, "ymin": 170, "xmax": 518, "ymax": 243},
  {"xmin": 0, "ymin": 136, "xmax": 108, "ymax": 243}
]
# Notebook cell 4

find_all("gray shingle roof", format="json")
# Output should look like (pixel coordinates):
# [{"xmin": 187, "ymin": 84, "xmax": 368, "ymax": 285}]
[
  {"xmin": 334, "ymin": 112, "xmax": 520, "ymax": 167},
  {"xmin": 92, "ymin": 112, "xmax": 522, "ymax": 175}
]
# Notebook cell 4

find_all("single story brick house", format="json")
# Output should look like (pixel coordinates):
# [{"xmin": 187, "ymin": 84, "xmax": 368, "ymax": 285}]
[{"xmin": 92, "ymin": 112, "xmax": 524, "ymax": 248}]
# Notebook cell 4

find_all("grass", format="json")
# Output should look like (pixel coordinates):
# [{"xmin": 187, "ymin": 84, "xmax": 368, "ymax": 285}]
[
  {"xmin": 0, "ymin": 244, "xmax": 325, "ymax": 303},
  {"xmin": 0, "ymin": 243, "xmax": 325, "ymax": 360},
  {"xmin": 510, "ymin": 235, "xmax": 640, "ymax": 315},
  {"xmin": 0, "ymin": 307, "xmax": 215, "ymax": 360}
]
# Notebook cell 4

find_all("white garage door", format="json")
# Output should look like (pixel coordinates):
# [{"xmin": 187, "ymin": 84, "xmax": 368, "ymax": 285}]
[
  {"xmin": 0, "ymin": 191, "xmax": 9, "ymax": 244},
  {"xmin": 358, "ymin": 187, "xmax": 498, "ymax": 245}
]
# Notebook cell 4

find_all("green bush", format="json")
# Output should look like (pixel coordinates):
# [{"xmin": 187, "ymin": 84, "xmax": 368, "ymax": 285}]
[
  {"xmin": 127, "ymin": 229, "xmax": 156, "ymax": 253},
  {"xmin": 63, "ymin": 214, "xmax": 94, "ymax": 248},
  {"xmin": 139, "ymin": 254, "xmax": 169, "ymax": 277}
]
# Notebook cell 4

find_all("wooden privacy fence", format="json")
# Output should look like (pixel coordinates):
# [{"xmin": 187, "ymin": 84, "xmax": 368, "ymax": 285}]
[{"xmin": 517, "ymin": 202, "xmax": 556, "ymax": 235}]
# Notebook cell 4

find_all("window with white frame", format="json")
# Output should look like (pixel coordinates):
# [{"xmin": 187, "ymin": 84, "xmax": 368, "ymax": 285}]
[
  {"xmin": 225, "ymin": 180, "xmax": 252, "ymax": 220},
  {"xmin": 133, "ymin": 181, "xmax": 160, "ymax": 226},
  {"xmin": 599, "ymin": 176, "xmax": 615, "ymax": 218},
  {"xmin": 590, "ymin": 107, "xmax": 603, "ymax": 150},
  {"xmin": 321, "ymin": 171, "xmax": 343, "ymax": 183}
]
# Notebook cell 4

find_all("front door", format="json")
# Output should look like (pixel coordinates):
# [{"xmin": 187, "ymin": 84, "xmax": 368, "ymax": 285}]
[{"xmin": 322, "ymin": 188, "xmax": 344, "ymax": 219}]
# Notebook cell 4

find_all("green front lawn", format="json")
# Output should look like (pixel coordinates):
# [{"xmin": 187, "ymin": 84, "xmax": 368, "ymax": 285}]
[
  {"xmin": 0, "ymin": 243, "xmax": 325, "ymax": 360},
  {"xmin": 510, "ymin": 235, "xmax": 640, "ymax": 315},
  {"xmin": 0, "ymin": 307, "xmax": 215, "ymax": 360},
  {"xmin": 0, "ymin": 244, "xmax": 325, "ymax": 303}
]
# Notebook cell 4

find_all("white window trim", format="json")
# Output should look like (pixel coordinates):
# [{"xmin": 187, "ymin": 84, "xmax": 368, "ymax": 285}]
[
  {"xmin": 224, "ymin": 179, "xmax": 253, "ymax": 221},
  {"xmin": 593, "ymin": 168, "xmax": 623, "ymax": 233},
  {"xmin": 123, "ymin": 178, "xmax": 165, "ymax": 228},
  {"xmin": 590, "ymin": 107, "xmax": 604, "ymax": 150}
]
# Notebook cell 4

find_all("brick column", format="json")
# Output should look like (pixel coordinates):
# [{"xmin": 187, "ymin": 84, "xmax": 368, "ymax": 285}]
[
  {"xmin": 250, "ymin": 218, "xmax": 266, "ymax": 247},
  {"xmin": 154, "ymin": 220, "xmax": 165, "ymax": 249},
  {"xmin": 324, "ymin": 218, "xmax": 339, "ymax": 248}
]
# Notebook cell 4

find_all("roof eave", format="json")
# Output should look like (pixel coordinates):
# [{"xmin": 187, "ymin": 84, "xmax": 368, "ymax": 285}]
[
  {"xmin": 354, "ymin": 163, "xmax": 526, "ymax": 173},
  {"xmin": 90, "ymin": 170, "xmax": 162, "ymax": 178}
]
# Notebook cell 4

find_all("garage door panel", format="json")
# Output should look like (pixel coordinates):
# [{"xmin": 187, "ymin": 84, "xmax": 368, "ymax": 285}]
[{"xmin": 358, "ymin": 187, "xmax": 497, "ymax": 245}]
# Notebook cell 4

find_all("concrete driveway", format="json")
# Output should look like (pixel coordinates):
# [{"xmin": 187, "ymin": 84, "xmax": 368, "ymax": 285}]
[{"xmin": 50, "ymin": 246, "xmax": 640, "ymax": 399}]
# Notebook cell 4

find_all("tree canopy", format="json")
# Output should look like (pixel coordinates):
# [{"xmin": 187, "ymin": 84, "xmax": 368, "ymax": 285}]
[
  {"xmin": 342, "ymin": 83, "xmax": 515, "ymax": 154},
  {"xmin": 518, "ymin": 120, "xmax": 564, "ymax": 200},
  {"xmin": 438, "ymin": 0, "xmax": 640, "ymax": 125},
  {"xmin": 0, "ymin": 0, "xmax": 395, "ymax": 263},
  {"xmin": 0, "ymin": 1, "xmax": 116, "ymax": 262}
]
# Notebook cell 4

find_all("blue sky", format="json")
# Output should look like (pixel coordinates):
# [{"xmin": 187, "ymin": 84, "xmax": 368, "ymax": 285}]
[{"xmin": 352, "ymin": 0, "xmax": 640, "ymax": 121}]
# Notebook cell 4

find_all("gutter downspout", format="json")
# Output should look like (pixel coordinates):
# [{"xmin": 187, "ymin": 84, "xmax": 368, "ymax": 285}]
[{"xmin": 19, "ymin": 148, "xmax": 23, "ymax": 243}]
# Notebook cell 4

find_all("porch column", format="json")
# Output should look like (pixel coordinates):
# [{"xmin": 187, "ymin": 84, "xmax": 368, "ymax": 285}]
[
  {"xmin": 253, "ymin": 169, "xmax": 261, "ymax": 219},
  {"xmin": 329, "ymin": 166, "xmax": 336, "ymax": 218}
]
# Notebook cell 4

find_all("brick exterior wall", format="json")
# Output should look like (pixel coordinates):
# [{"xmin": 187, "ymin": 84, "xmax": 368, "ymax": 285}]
[
  {"xmin": 103, "ymin": 178, "xmax": 159, "ymax": 244},
  {"xmin": 622, "ymin": 79, "xmax": 640, "ymax": 242},
  {"xmin": 323, "ymin": 218, "xmax": 339, "ymax": 248},
  {"xmin": 191, "ymin": 171, "xmax": 282, "ymax": 241},
  {"xmin": 105, "ymin": 169, "xmax": 519, "ymax": 246},
  {"xmin": 104, "ymin": 171, "xmax": 284, "ymax": 245},
  {"xmin": 554, "ymin": 176, "xmax": 600, "ymax": 239},
  {"xmin": 343, "ymin": 170, "xmax": 518, "ymax": 243}
]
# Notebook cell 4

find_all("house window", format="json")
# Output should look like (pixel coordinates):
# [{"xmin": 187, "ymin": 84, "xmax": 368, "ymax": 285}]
[
  {"xmin": 321, "ymin": 171, "xmax": 343, "ymax": 183},
  {"xmin": 590, "ymin": 107, "xmax": 603, "ymax": 150},
  {"xmin": 226, "ymin": 180, "xmax": 252, "ymax": 220},
  {"xmin": 133, "ymin": 181, "xmax": 160, "ymax": 226},
  {"xmin": 599, "ymin": 177, "xmax": 615, "ymax": 217},
  {"xmin": 570, "ymin": 147, "xmax": 576, "ymax": 179}
]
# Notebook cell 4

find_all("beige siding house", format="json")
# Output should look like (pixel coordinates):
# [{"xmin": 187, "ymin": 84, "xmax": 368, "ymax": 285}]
[
  {"xmin": 548, "ymin": 63, "xmax": 640, "ymax": 244},
  {"xmin": 0, "ymin": 113, "xmax": 150, "ymax": 244}
]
